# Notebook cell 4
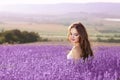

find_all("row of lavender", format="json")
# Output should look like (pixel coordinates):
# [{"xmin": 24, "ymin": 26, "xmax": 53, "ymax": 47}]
[{"xmin": 0, "ymin": 45, "xmax": 120, "ymax": 80}]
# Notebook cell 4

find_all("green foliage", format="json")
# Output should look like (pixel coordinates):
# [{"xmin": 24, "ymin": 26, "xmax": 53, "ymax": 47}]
[
  {"xmin": 0, "ymin": 29, "xmax": 41, "ymax": 44},
  {"xmin": 41, "ymin": 38, "xmax": 49, "ymax": 42},
  {"xmin": 114, "ymin": 34, "xmax": 120, "ymax": 37},
  {"xmin": 0, "ymin": 36, "xmax": 5, "ymax": 44},
  {"xmin": 96, "ymin": 37, "xmax": 120, "ymax": 43},
  {"xmin": 96, "ymin": 37, "xmax": 102, "ymax": 42},
  {"xmin": 96, "ymin": 34, "xmax": 120, "ymax": 38}
]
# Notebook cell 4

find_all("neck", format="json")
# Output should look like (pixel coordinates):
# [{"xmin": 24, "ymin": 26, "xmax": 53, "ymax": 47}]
[{"xmin": 73, "ymin": 42, "xmax": 80, "ymax": 47}]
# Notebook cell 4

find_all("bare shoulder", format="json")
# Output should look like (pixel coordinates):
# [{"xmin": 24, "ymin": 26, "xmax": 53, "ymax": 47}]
[
  {"xmin": 72, "ymin": 46, "xmax": 80, "ymax": 52},
  {"xmin": 72, "ymin": 46, "xmax": 81, "ymax": 59}
]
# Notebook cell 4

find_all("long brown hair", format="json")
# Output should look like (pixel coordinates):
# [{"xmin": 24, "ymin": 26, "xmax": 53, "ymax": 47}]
[{"xmin": 67, "ymin": 22, "xmax": 94, "ymax": 61}]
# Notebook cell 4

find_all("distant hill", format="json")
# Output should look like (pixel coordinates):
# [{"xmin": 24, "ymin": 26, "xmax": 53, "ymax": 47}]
[
  {"xmin": 0, "ymin": 2, "xmax": 120, "ymax": 25},
  {"xmin": 0, "ymin": 3, "xmax": 120, "ymax": 17}
]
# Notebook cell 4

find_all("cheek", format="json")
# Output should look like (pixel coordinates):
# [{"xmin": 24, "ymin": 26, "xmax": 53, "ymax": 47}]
[
  {"xmin": 68, "ymin": 35, "xmax": 71, "ymax": 41},
  {"xmin": 75, "ymin": 36, "xmax": 79, "ymax": 40},
  {"xmin": 75, "ymin": 36, "xmax": 80, "ymax": 42},
  {"xmin": 68, "ymin": 35, "xmax": 74, "ymax": 42}
]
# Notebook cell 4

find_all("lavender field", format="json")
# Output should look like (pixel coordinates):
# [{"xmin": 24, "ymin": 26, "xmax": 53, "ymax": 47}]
[{"xmin": 0, "ymin": 44, "xmax": 120, "ymax": 80}]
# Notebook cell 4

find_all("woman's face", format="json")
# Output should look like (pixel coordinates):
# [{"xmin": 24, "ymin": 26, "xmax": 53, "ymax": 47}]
[{"xmin": 69, "ymin": 28, "xmax": 80, "ymax": 43}]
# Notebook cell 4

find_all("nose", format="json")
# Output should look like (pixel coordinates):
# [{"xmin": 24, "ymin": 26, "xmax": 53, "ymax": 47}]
[{"xmin": 71, "ymin": 35, "xmax": 75, "ymax": 39}]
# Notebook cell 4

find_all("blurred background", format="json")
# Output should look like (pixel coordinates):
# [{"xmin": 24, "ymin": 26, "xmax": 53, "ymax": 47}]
[{"xmin": 0, "ymin": 0, "xmax": 120, "ymax": 46}]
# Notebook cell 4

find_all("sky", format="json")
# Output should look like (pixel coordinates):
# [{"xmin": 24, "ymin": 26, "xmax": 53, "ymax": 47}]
[{"xmin": 0, "ymin": 0, "xmax": 120, "ymax": 5}]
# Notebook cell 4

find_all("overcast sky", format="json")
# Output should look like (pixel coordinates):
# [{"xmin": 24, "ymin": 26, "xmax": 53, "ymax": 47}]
[{"xmin": 0, "ymin": 0, "xmax": 120, "ymax": 5}]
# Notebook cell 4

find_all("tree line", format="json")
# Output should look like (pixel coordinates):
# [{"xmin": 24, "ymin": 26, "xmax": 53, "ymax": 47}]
[{"xmin": 0, "ymin": 29, "xmax": 41, "ymax": 44}]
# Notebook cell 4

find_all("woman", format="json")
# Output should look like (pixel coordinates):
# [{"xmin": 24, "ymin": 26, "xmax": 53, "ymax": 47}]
[{"xmin": 67, "ymin": 22, "xmax": 93, "ymax": 61}]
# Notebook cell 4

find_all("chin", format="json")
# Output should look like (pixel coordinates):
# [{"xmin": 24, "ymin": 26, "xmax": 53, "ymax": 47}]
[{"xmin": 71, "ymin": 41, "xmax": 78, "ymax": 43}]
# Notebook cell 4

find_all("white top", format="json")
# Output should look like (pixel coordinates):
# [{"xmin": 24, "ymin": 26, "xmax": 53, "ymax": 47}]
[{"xmin": 67, "ymin": 50, "xmax": 73, "ymax": 59}]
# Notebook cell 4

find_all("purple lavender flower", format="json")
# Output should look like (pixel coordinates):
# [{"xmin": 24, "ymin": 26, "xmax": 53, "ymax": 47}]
[{"xmin": 0, "ymin": 45, "xmax": 119, "ymax": 80}]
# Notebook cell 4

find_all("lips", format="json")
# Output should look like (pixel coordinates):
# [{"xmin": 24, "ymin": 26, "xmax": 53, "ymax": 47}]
[{"xmin": 71, "ymin": 39, "xmax": 75, "ymax": 41}]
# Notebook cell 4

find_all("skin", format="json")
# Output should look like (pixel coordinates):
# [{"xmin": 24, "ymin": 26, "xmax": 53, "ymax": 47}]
[{"xmin": 68, "ymin": 28, "xmax": 82, "ymax": 60}]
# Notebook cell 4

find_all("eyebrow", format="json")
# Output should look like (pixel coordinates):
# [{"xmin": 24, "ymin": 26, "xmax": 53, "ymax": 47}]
[
  {"xmin": 70, "ymin": 33, "xmax": 79, "ymax": 36},
  {"xmin": 70, "ymin": 32, "xmax": 79, "ymax": 34}
]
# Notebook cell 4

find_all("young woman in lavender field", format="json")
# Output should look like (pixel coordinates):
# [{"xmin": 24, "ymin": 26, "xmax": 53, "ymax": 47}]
[{"xmin": 67, "ymin": 22, "xmax": 94, "ymax": 61}]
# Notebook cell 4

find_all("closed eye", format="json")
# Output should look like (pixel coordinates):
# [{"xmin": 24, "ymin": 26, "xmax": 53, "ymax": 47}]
[
  {"xmin": 73, "ymin": 33, "xmax": 79, "ymax": 36},
  {"xmin": 70, "ymin": 33, "xmax": 79, "ymax": 36}
]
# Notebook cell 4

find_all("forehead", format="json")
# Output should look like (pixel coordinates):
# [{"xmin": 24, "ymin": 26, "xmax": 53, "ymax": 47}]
[{"xmin": 70, "ymin": 28, "xmax": 78, "ymax": 33}]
